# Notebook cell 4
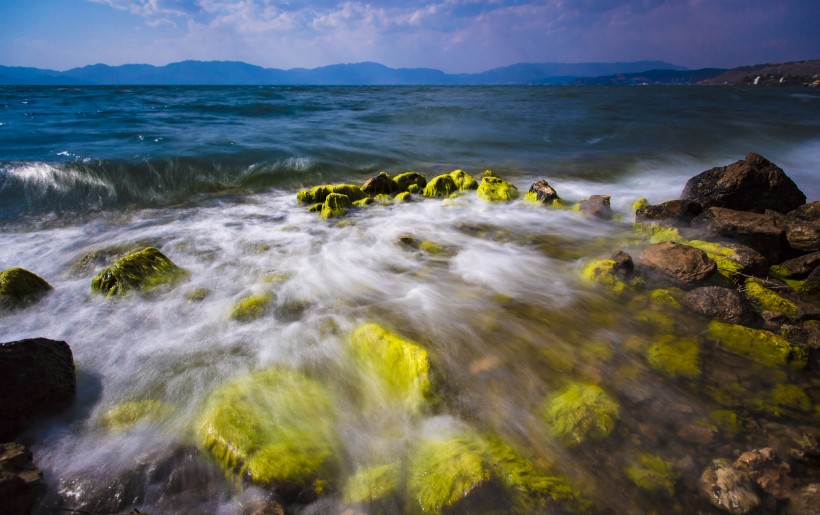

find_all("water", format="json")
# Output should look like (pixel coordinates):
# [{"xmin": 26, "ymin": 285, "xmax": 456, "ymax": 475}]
[{"xmin": 1, "ymin": 86, "xmax": 819, "ymax": 513}]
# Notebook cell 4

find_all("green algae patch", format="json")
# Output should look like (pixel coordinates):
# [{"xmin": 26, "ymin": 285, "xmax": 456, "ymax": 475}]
[
  {"xmin": 230, "ymin": 293, "xmax": 274, "ymax": 322},
  {"xmin": 185, "ymin": 287, "xmax": 211, "ymax": 302},
  {"xmin": 632, "ymin": 223, "xmax": 685, "ymax": 245},
  {"xmin": 631, "ymin": 197, "xmax": 649, "ymax": 213},
  {"xmin": 394, "ymin": 172, "xmax": 427, "ymax": 193},
  {"xmin": 687, "ymin": 240, "xmax": 746, "ymax": 282},
  {"xmin": 348, "ymin": 323, "xmax": 433, "ymax": 413},
  {"xmin": 449, "ymin": 169, "xmax": 478, "ymax": 191},
  {"xmin": 296, "ymin": 184, "xmax": 366, "ymax": 204},
  {"xmin": 580, "ymin": 259, "xmax": 643, "ymax": 296},
  {"xmin": 0, "ymin": 267, "xmax": 52, "ymax": 312},
  {"xmin": 197, "ymin": 368, "xmax": 339, "ymax": 495},
  {"xmin": 394, "ymin": 191, "xmax": 412, "ymax": 202},
  {"xmin": 769, "ymin": 384, "xmax": 812, "ymax": 415},
  {"xmin": 523, "ymin": 190, "xmax": 565, "ymax": 207},
  {"xmin": 646, "ymin": 335, "xmax": 700, "ymax": 379},
  {"xmin": 91, "ymin": 247, "xmax": 187, "ymax": 297},
  {"xmin": 342, "ymin": 463, "xmax": 401, "ymax": 504},
  {"xmin": 352, "ymin": 197, "xmax": 375, "ymax": 208},
  {"xmin": 624, "ymin": 453, "xmax": 679, "ymax": 494},
  {"xmin": 542, "ymin": 382, "xmax": 620, "ymax": 446},
  {"xmin": 320, "ymin": 192, "xmax": 353, "ymax": 220},
  {"xmin": 477, "ymin": 176, "xmax": 519, "ymax": 202},
  {"xmin": 101, "ymin": 399, "xmax": 173, "ymax": 430},
  {"xmin": 423, "ymin": 174, "xmax": 458, "ymax": 198},
  {"xmin": 649, "ymin": 288, "xmax": 683, "ymax": 309},
  {"xmin": 708, "ymin": 321, "xmax": 808, "ymax": 369},
  {"xmin": 708, "ymin": 410, "xmax": 742, "ymax": 436},
  {"xmin": 743, "ymin": 278, "xmax": 798, "ymax": 317}
]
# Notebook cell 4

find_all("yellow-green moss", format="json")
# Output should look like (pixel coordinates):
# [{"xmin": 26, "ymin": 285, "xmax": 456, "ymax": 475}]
[
  {"xmin": 91, "ymin": 247, "xmax": 187, "ymax": 296},
  {"xmin": 708, "ymin": 410, "xmax": 742, "ymax": 436},
  {"xmin": 352, "ymin": 197, "xmax": 375, "ymax": 208},
  {"xmin": 624, "ymin": 453, "xmax": 679, "ymax": 494},
  {"xmin": 296, "ymin": 184, "xmax": 366, "ymax": 204},
  {"xmin": 687, "ymin": 240, "xmax": 746, "ymax": 282},
  {"xmin": 649, "ymin": 288, "xmax": 683, "ymax": 309},
  {"xmin": 423, "ymin": 174, "xmax": 458, "ymax": 198},
  {"xmin": 646, "ymin": 336, "xmax": 700, "ymax": 379},
  {"xmin": 394, "ymin": 191, "xmax": 412, "ymax": 202},
  {"xmin": 449, "ymin": 169, "xmax": 478, "ymax": 191},
  {"xmin": 342, "ymin": 463, "xmax": 401, "ymax": 504},
  {"xmin": 580, "ymin": 259, "xmax": 643, "ymax": 296},
  {"xmin": 418, "ymin": 240, "xmax": 446, "ymax": 255},
  {"xmin": 631, "ymin": 198, "xmax": 649, "ymax": 213},
  {"xmin": 320, "ymin": 192, "xmax": 353, "ymax": 220},
  {"xmin": 769, "ymin": 384, "xmax": 812, "ymax": 414},
  {"xmin": 0, "ymin": 267, "xmax": 52, "ymax": 311},
  {"xmin": 230, "ymin": 293, "xmax": 274, "ymax": 322},
  {"xmin": 632, "ymin": 223, "xmax": 686, "ymax": 245},
  {"xmin": 477, "ymin": 176, "xmax": 519, "ymax": 202},
  {"xmin": 407, "ymin": 184, "xmax": 420, "ymax": 194},
  {"xmin": 101, "ymin": 400, "xmax": 173, "ymax": 430},
  {"xmin": 708, "ymin": 321, "xmax": 808, "ymax": 368},
  {"xmin": 743, "ymin": 278, "xmax": 799, "ymax": 317},
  {"xmin": 394, "ymin": 172, "xmax": 427, "ymax": 193},
  {"xmin": 542, "ymin": 382, "xmax": 620, "ymax": 446},
  {"xmin": 185, "ymin": 287, "xmax": 211, "ymax": 302},
  {"xmin": 196, "ymin": 368, "xmax": 339, "ymax": 491}
]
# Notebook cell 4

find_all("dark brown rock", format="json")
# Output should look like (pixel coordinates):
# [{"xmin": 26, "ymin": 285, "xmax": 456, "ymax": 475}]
[
  {"xmin": 699, "ymin": 458, "xmax": 760, "ymax": 514},
  {"xmin": 682, "ymin": 286, "xmax": 757, "ymax": 325},
  {"xmin": 0, "ymin": 338, "xmax": 76, "ymax": 440},
  {"xmin": 691, "ymin": 207, "xmax": 786, "ymax": 263},
  {"xmin": 786, "ymin": 220, "xmax": 820, "ymax": 254},
  {"xmin": 787, "ymin": 201, "xmax": 820, "ymax": 223},
  {"xmin": 715, "ymin": 242, "xmax": 770, "ymax": 278},
  {"xmin": 578, "ymin": 195, "xmax": 613, "ymax": 220},
  {"xmin": 639, "ymin": 242, "xmax": 717, "ymax": 286},
  {"xmin": 527, "ymin": 180, "xmax": 561, "ymax": 204},
  {"xmin": 681, "ymin": 152, "xmax": 806, "ymax": 214},
  {"xmin": 611, "ymin": 250, "xmax": 634, "ymax": 279},
  {"xmin": 0, "ymin": 442, "xmax": 45, "ymax": 515},
  {"xmin": 361, "ymin": 172, "xmax": 398, "ymax": 196},
  {"xmin": 774, "ymin": 251, "xmax": 820, "ymax": 278},
  {"xmin": 636, "ymin": 199, "xmax": 703, "ymax": 226},
  {"xmin": 788, "ymin": 432, "xmax": 820, "ymax": 465},
  {"xmin": 733, "ymin": 448, "xmax": 793, "ymax": 500}
]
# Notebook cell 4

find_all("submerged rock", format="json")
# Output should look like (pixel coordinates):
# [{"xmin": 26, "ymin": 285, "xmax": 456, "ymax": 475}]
[
  {"xmin": 636, "ymin": 199, "xmax": 703, "ymax": 226},
  {"xmin": 91, "ymin": 247, "xmax": 187, "ymax": 296},
  {"xmin": 0, "ymin": 442, "xmax": 45, "ymax": 515},
  {"xmin": 101, "ymin": 399, "xmax": 173, "ymax": 430},
  {"xmin": 0, "ymin": 268, "xmax": 52, "ymax": 313},
  {"xmin": 581, "ymin": 258, "xmax": 644, "ymax": 295},
  {"xmin": 639, "ymin": 241, "xmax": 717, "ymax": 286},
  {"xmin": 477, "ymin": 175, "xmax": 519, "ymax": 202},
  {"xmin": 525, "ymin": 179, "xmax": 563, "ymax": 206},
  {"xmin": 342, "ymin": 463, "xmax": 401, "ymax": 505},
  {"xmin": 681, "ymin": 152, "xmax": 806, "ymax": 214},
  {"xmin": 681, "ymin": 286, "xmax": 757, "ymax": 325},
  {"xmin": 645, "ymin": 335, "xmax": 701, "ymax": 379},
  {"xmin": 0, "ymin": 338, "xmax": 76, "ymax": 440},
  {"xmin": 707, "ymin": 321, "xmax": 808, "ymax": 368},
  {"xmin": 698, "ymin": 458, "xmax": 760, "ymax": 514},
  {"xmin": 542, "ymin": 381, "xmax": 619, "ymax": 446},
  {"xmin": 733, "ymin": 447, "xmax": 793, "ymax": 500},
  {"xmin": 789, "ymin": 483, "xmax": 820, "ymax": 515},
  {"xmin": 361, "ymin": 172, "xmax": 398, "ymax": 196},
  {"xmin": 230, "ymin": 293, "xmax": 275, "ymax": 322},
  {"xmin": 624, "ymin": 452, "xmax": 679, "ymax": 494},
  {"xmin": 578, "ymin": 195, "xmax": 613, "ymax": 219}
]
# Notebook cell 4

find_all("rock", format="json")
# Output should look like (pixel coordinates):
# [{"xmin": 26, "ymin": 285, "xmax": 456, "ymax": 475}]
[
  {"xmin": 525, "ymin": 179, "xmax": 562, "ymax": 206},
  {"xmin": 393, "ymin": 172, "xmax": 427, "ymax": 193},
  {"xmin": 0, "ymin": 338, "xmax": 76, "ymax": 440},
  {"xmin": 639, "ymin": 242, "xmax": 717, "ymax": 286},
  {"xmin": 733, "ymin": 447, "xmax": 793, "ymax": 500},
  {"xmin": 785, "ymin": 219, "xmax": 820, "ymax": 254},
  {"xmin": 788, "ymin": 432, "xmax": 820, "ymax": 465},
  {"xmin": 230, "ymin": 293, "xmax": 274, "ymax": 322},
  {"xmin": 0, "ymin": 442, "xmax": 45, "ymax": 515},
  {"xmin": 422, "ymin": 173, "xmax": 457, "ymax": 198},
  {"xmin": 771, "ymin": 251, "xmax": 820, "ymax": 279},
  {"xmin": 699, "ymin": 458, "xmax": 760, "ymax": 514},
  {"xmin": 91, "ymin": 247, "xmax": 187, "ymax": 296},
  {"xmin": 787, "ymin": 201, "xmax": 820, "ymax": 222},
  {"xmin": 681, "ymin": 286, "xmax": 757, "ymax": 325},
  {"xmin": 477, "ymin": 176, "xmax": 519, "ymax": 202},
  {"xmin": 646, "ymin": 335, "xmax": 701, "ymax": 379},
  {"xmin": 742, "ymin": 277, "xmax": 820, "ymax": 320},
  {"xmin": 681, "ymin": 152, "xmax": 806, "ymax": 214},
  {"xmin": 611, "ymin": 250, "xmax": 634, "ymax": 279},
  {"xmin": 101, "ymin": 399, "xmax": 174, "ymax": 430},
  {"xmin": 0, "ymin": 268, "xmax": 52, "ymax": 313},
  {"xmin": 690, "ymin": 207, "xmax": 786, "ymax": 263},
  {"xmin": 636, "ymin": 199, "xmax": 703, "ymax": 226},
  {"xmin": 296, "ymin": 184, "xmax": 367, "ymax": 204},
  {"xmin": 789, "ymin": 483, "xmax": 820, "ymax": 515},
  {"xmin": 541, "ymin": 382, "xmax": 619, "ymax": 446},
  {"xmin": 677, "ymin": 423, "xmax": 717, "ymax": 444},
  {"xmin": 687, "ymin": 240, "xmax": 769, "ymax": 283},
  {"xmin": 320, "ymin": 192, "xmax": 353, "ymax": 220},
  {"xmin": 581, "ymin": 259, "xmax": 644, "ymax": 295},
  {"xmin": 360, "ymin": 172, "xmax": 398, "ymax": 196},
  {"xmin": 449, "ymin": 169, "xmax": 479, "ymax": 191},
  {"xmin": 578, "ymin": 195, "xmax": 613, "ymax": 219},
  {"xmin": 707, "ymin": 321, "xmax": 808, "ymax": 368}
]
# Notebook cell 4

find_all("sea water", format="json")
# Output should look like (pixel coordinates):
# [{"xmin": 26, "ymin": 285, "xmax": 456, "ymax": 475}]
[{"xmin": 1, "ymin": 86, "xmax": 819, "ymax": 513}]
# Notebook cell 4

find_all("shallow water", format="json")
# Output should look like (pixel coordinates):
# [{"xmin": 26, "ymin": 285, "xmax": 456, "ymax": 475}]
[{"xmin": 1, "ymin": 86, "xmax": 819, "ymax": 513}]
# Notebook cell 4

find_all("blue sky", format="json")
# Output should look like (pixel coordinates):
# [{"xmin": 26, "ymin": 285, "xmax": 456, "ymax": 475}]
[{"xmin": 1, "ymin": 0, "xmax": 818, "ymax": 72}]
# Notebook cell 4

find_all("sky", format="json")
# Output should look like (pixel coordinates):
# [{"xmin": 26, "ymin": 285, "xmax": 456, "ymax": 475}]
[{"xmin": 0, "ymin": 0, "xmax": 818, "ymax": 73}]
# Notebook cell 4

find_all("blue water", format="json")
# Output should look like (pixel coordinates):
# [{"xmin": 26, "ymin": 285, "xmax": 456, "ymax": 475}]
[{"xmin": 1, "ymin": 86, "xmax": 819, "ymax": 514}]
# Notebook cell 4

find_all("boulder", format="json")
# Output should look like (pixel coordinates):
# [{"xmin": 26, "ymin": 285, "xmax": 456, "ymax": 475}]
[
  {"xmin": 0, "ymin": 268, "xmax": 52, "ymax": 313},
  {"xmin": 691, "ymin": 207, "xmax": 786, "ymax": 263},
  {"xmin": 733, "ymin": 448, "xmax": 793, "ymax": 500},
  {"xmin": 0, "ymin": 338, "xmax": 76, "ymax": 440},
  {"xmin": 541, "ymin": 381, "xmax": 619, "ymax": 446},
  {"xmin": 639, "ymin": 242, "xmax": 717, "ymax": 286},
  {"xmin": 611, "ymin": 250, "xmax": 634, "ymax": 279},
  {"xmin": 422, "ymin": 174, "xmax": 457, "ymax": 198},
  {"xmin": 393, "ymin": 172, "xmax": 427, "ymax": 193},
  {"xmin": 525, "ymin": 180, "xmax": 562, "ymax": 206},
  {"xmin": 296, "ymin": 184, "xmax": 366, "ymax": 204},
  {"xmin": 742, "ymin": 277, "xmax": 820, "ymax": 321},
  {"xmin": 770, "ymin": 251, "xmax": 820, "ymax": 279},
  {"xmin": 698, "ymin": 458, "xmax": 760, "ymax": 514},
  {"xmin": 578, "ymin": 195, "xmax": 613, "ymax": 220},
  {"xmin": 681, "ymin": 152, "xmax": 806, "ymax": 214},
  {"xmin": 449, "ymin": 169, "xmax": 478, "ymax": 191},
  {"xmin": 477, "ymin": 176, "xmax": 519, "ymax": 202},
  {"xmin": 686, "ymin": 240, "xmax": 769, "ymax": 283},
  {"xmin": 635, "ymin": 199, "xmax": 703, "ymax": 226},
  {"xmin": 91, "ymin": 247, "xmax": 187, "ymax": 296},
  {"xmin": 0, "ymin": 442, "xmax": 45, "ymax": 515},
  {"xmin": 787, "ymin": 200, "xmax": 820, "ymax": 222},
  {"xmin": 320, "ymin": 192, "xmax": 352, "ymax": 220},
  {"xmin": 645, "ymin": 335, "xmax": 701, "ymax": 379},
  {"xmin": 361, "ymin": 172, "xmax": 398, "ymax": 196},
  {"xmin": 681, "ymin": 286, "xmax": 757, "ymax": 325},
  {"xmin": 785, "ymin": 219, "xmax": 820, "ymax": 254},
  {"xmin": 581, "ymin": 259, "xmax": 644, "ymax": 295}
]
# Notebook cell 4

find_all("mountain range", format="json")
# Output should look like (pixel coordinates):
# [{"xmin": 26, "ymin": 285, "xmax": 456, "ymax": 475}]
[{"xmin": 0, "ymin": 60, "xmax": 689, "ymax": 86}]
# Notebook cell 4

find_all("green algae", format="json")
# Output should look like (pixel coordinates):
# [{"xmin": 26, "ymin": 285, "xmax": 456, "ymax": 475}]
[
  {"xmin": 91, "ymin": 247, "xmax": 187, "ymax": 296},
  {"xmin": 320, "ymin": 192, "xmax": 353, "ymax": 220},
  {"xmin": 343, "ymin": 463, "xmax": 401, "ymax": 504},
  {"xmin": 196, "ymin": 368, "xmax": 339, "ymax": 492},
  {"xmin": 394, "ymin": 172, "xmax": 427, "ymax": 193},
  {"xmin": 631, "ymin": 197, "xmax": 649, "ymax": 213},
  {"xmin": 477, "ymin": 176, "xmax": 519, "ymax": 202},
  {"xmin": 394, "ymin": 191, "xmax": 412, "ymax": 202},
  {"xmin": 624, "ymin": 453, "xmax": 679, "ymax": 494},
  {"xmin": 353, "ymin": 197, "xmax": 375, "ymax": 208},
  {"xmin": 0, "ymin": 267, "xmax": 52, "ymax": 312},
  {"xmin": 649, "ymin": 288, "xmax": 683, "ymax": 309},
  {"xmin": 449, "ymin": 169, "xmax": 478, "ymax": 191},
  {"xmin": 632, "ymin": 223, "xmax": 686, "ymax": 245},
  {"xmin": 687, "ymin": 240, "xmax": 746, "ymax": 283},
  {"xmin": 646, "ymin": 335, "xmax": 700, "ymax": 379},
  {"xmin": 101, "ymin": 399, "xmax": 173, "ymax": 430},
  {"xmin": 769, "ymin": 384, "xmax": 812, "ymax": 414},
  {"xmin": 296, "ymin": 184, "xmax": 366, "ymax": 204},
  {"xmin": 542, "ymin": 382, "xmax": 620, "ymax": 446},
  {"xmin": 230, "ymin": 293, "xmax": 274, "ymax": 322},
  {"xmin": 743, "ymin": 278, "xmax": 799, "ymax": 317},
  {"xmin": 523, "ymin": 190, "xmax": 565, "ymax": 207},
  {"xmin": 708, "ymin": 321, "xmax": 808, "ymax": 368},
  {"xmin": 709, "ymin": 410, "xmax": 742, "ymax": 436},
  {"xmin": 423, "ymin": 174, "xmax": 458, "ymax": 198},
  {"xmin": 580, "ymin": 259, "xmax": 643, "ymax": 296},
  {"xmin": 185, "ymin": 287, "xmax": 211, "ymax": 302}
]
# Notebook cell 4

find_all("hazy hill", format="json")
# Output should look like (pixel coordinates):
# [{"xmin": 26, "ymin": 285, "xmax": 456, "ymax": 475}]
[
  {"xmin": 699, "ymin": 60, "xmax": 820, "ymax": 85},
  {"xmin": 573, "ymin": 68, "xmax": 727, "ymax": 85}
]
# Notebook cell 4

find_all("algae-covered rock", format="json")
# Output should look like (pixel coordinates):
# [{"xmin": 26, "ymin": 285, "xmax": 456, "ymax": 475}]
[
  {"xmin": 581, "ymin": 259, "xmax": 643, "ymax": 295},
  {"xmin": 542, "ymin": 382, "xmax": 619, "ymax": 446},
  {"xmin": 449, "ymin": 169, "xmax": 478, "ymax": 191},
  {"xmin": 687, "ymin": 240, "xmax": 768, "ymax": 283},
  {"xmin": 91, "ymin": 247, "xmax": 187, "ymax": 296},
  {"xmin": 708, "ymin": 321, "xmax": 808, "ymax": 368},
  {"xmin": 230, "ymin": 293, "xmax": 274, "ymax": 322},
  {"xmin": 348, "ymin": 323, "xmax": 433, "ymax": 413},
  {"xmin": 525, "ymin": 179, "xmax": 563, "ymax": 206},
  {"xmin": 709, "ymin": 410, "xmax": 742, "ymax": 436},
  {"xmin": 624, "ymin": 453, "xmax": 679, "ymax": 494},
  {"xmin": 394, "ymin": 191, "xmax": 412, "ymax": 203},
  {"xmin": 477, "ymin": 176, "xmax": 519, "ymax": 202},
  {"xmin": 0, "ymin": 268, "xmax": 52, "ymax": 312},
  {"xmin": 296, "ymin": 184, "xmax": 366, "ymax": 204},
  {"xmin": 578, "ymin": 195, "xmax": 613, "ymax": 220},
  {"xmin": 742, "ymin": 277, "xmax": 799, "ymax": 318},
  {"xmin": 185, "ymin": 287, "xmax": 211, "ymax": 302},
  {"xmin": 423, "ymin": 174, "xmax": 458, "ymax": 198},
  {"xmin": 361, "ymin": 172, "xmax": 398, "ymax": 196},
  {"xmin": 769, "ymin": 384, "xmax": 812, "ymax": 415},
  {"xmin": 101, "ymin": 399, "xmax": 173, "ymax": 430},
  {"xmin": 646, "ymin": 335, "xmax": 701, "ymax": 379},
  {"xmin": 320, "ymin": 192, "xmax": 353, "ymax": 220},
  {"xmin": 394, "ymin": 172, "xmax": 427, "ymax": 193},
  {"xmin": 196, "ymin": 368, "xmax": 339, "ymax": 500},
  {"xmin": 342, "ymin": 463, "xmax": 401, "ymax": 505}
]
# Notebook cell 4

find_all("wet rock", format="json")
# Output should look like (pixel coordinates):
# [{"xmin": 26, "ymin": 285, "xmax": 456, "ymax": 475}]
[
  {"xmin": 688, "ymin": 240, "xmax": 769, "ymax": 283},
  {"xmin": 742, "ymin": 277, "xmax": 820, "ymax": 321},
  {"xmin": 393, "ymin": 172, "xmax": 427, "ymax": 193},
  {"xmin": 681, "ymin": 286, "xmax": 757, "ymax": 325},
  {"xmin": 611, "ymin": 250, "xmax": 634, "ymax": 279},
  {"xmin": 733, "ymin": 448, "xmax": 793, "ymax": 500},
  {"xmin": 0, "ymin": 268, "xmax": 52, "ymax": 313},
  {"xmin": 477, "ymin": 175, "xmax": 519, "ymax": 202},
  {"xmin": 786, "ymin": 219, "xmax": 820, "ymax": 254},
  {"xmin": 690, "ymin": 207, "xmax": 786, "ymax": 263},
  {"xmin": 581, "ymin": 259, "xmax": 644, "ymax": 295},
  {"xmin": 0, "ymin": 442, "xmax": 45, "ymax": 515},
  {"xmin": 91, "ymin": 246, "xmax": 188, "ymax": 296},
  {"xmin": 361, "ymin": 172, "xmax": 398, "ymax": 196},
  {"xmin": 242, "ymin": 497, "xmax": 287, "ymax": 515},
  {"xmin": 0, "ymin": 338, "xmax": 76, "ymax": 440},
  {"xmin": 787, "ymin": 201, "xmax": 820, "ymax": 223},
  {"xmin": 771, "ymin": 251, "xmax": 820, "ymax": 279},
  {"xmin": 624, "ymin": 453, "xmax": 680, "ymax": 494},
  {"xmin": 789, "ymin": 483, "xmax": 820, "ymax": 515},
  {"xmin": 707, "ymin": 321, "xmax": 808, "ymax": 368},
  {"xmin": 698, "ymin": 458, "xmax": 760, "ymax": 514},
  {"xmin": 578, "ymin": 195, "xmax": 613, "ymax": 220},
  {"xmin": 296, "ymin": 184, "xmax": 366, "ymax": 204},
  {"xmin": 321, "ymin": 192, "xmax": 353, "ymax": 220},
  {"xmin": 681, "ymin": 152, "xmax": 806, "ymax": 214},
  {"xmin": 450, "ymin": 169, "xmax": 479, "ymax": 191},
  {"xmin": 525, "ymin": 179, "xmax": 562, "ymax": 205},
  {"xmin": 423, "ymin": 173, "xmax": 457, "ymax": 198},
  {"xmin": 636, "ymin": 199, "xmax": 703, "ymax": 226},
  {"xmin": 639, "ymin": 241, "xmax": 717, "ymax": 286}
]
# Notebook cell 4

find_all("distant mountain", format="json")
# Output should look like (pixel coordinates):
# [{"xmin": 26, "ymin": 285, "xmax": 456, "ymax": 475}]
[
  {"xmin": 698, "ymin": 60, "xmax": 820, "ymax": 86},
  {"xmin": 0, "ymin": 60, "xmax": 685, "ymax": 86}
]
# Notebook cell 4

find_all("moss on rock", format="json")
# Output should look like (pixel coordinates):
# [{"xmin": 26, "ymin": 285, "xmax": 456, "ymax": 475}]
[
  {"xmin": 394, "ymin": 191, "xmax": 412, "ymax": 203},
  {"xmin": 542, "ymin": 382, "xmax": 620, "ymax": 446},
  {"xmin": 743, "ymin": 278, "xmax": 799, "ymax": 317},
  {"xmin": 708, "ymin": 410, "xmax": 742, "ymax": 436},
  {"xmin": 296, "ymin": 184, "xmax": 366, "ymax": 204},
  {"xmin": 646, "ymin": 335, "xmax": 700, "ymax": 379},
  {"xmin": 185, "ymin": 287, "xmax": 211, "ymax": 302},
  {"xmin": 230, "ymin": 293, "xmax": 274, "ymax": 322},
  {"xmin": 708, "ymin": 321, "xmax": 808, "ymax": 368},
  {"xmin": 342, "ymin": 463, "xmax": 401, "ymax": 505},
  {"xmin": 423, "ymin": 174, "xmax": 458, "ymax": 198},
  {"xmin": 91, "ymin": 247, "xmax": 187, "ymax": 296},
  {"xmin": 0, "ymin": 267, "xmax": 52, "ymax": 312},
  {"xmin": 101, "ymin": 399, "xmax": 173, "ymax": 430},
  {"xmin": 769, "ymin": 384, "xmax": 812, "ymax": 414},
  {"xmin": 394, "ymin": 172, "xmax": 427, "ymax": 193},
  {"xmin": 449, "ymin": 169, "xmax": 478, "ymax": 191},
  {"xmin": 624, "ymin": 453, "xmax": 679, "ymax": 494},
  {"xmin": 477, "ymin": 176, "xmax": 519, "ymax": 202},
  {"xmin": 581, "ymin": 259, "xmax": 643, "ymax": 295},
  {"xmin": 320, "ymin": 192, "xmax": 353, "ymax": 220}
]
